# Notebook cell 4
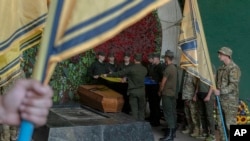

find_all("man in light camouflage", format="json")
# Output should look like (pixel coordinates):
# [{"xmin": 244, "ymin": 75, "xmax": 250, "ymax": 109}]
[
  {"xmin": 0, "ymin": 71, "xmax": 25, "ymax": 141},
  {"xmin": 181, "ymin": 71, "xmax": 200, "ymax": 137},
  {"xmin": 214, "ymin": 47, "xmax": 241, "ymax": 141},
  {"xmin": 192, "ymin": 64, "xmax": 216, "ymax": 141},
  {"xmin": 193, "ymin": 80, "xmax": 216, "ymax": 141}
]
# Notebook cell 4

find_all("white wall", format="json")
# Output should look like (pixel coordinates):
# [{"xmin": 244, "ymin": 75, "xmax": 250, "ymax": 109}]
[{"xmin": 157, "ymin": 0, "xmax": 182, "ymax": 64}]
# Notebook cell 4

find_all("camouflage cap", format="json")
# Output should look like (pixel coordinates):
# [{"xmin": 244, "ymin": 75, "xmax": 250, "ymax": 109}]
[{"xmin": 218, "ymin": 47, "xmax": 232, "ymax": 58}]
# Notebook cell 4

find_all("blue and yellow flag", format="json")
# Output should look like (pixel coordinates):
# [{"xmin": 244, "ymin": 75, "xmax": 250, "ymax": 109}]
[
  {"xmin": 101, "ymin": 76, "xmax": 123, "ymax": 83},
  {"xmin": 179, "ymin": 2, "xmax": 228, "ymax": 140},
  {"xmin": 0, "ymin": 0, "xmax": 47, "ymax": 86},
  {"xmin": 179, "ymin": 0, "xmax": 215, "ymax": 87},
  {"xmin": 18, "ymin": 1, "xmax": 172, "ymax": 140},
  {"xmin": 39, "ymin": 0, "xmax": 171, "ymax": 84}
]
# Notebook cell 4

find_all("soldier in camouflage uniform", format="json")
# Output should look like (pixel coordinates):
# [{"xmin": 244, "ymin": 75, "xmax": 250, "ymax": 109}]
[
  {"xmin": 181, "ymin": 71, "xmax": 200, "ymax": 137},
  {"xmin": 194, "ymin": 81, "xmax": 216, "ymax": 141},
  {"xmin": 0, "ymin": 70, "xmax": 25, "ymax": 141},
  {"xmin": 191, "ymin": 65, "xmax": 216, "ymax": 141},
  {"xmin": 214, "ymin": 47, "xmax": 241, "ymax": 141}
]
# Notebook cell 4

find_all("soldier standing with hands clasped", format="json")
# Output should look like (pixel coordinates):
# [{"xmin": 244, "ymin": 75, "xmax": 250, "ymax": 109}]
[
  {"xmin": 214, "ymin": 47, "xmax": 241, "ymax": 141},
  {"xmin": 158, "ymin": 51, "xmax": 177, "ymax": 141}
]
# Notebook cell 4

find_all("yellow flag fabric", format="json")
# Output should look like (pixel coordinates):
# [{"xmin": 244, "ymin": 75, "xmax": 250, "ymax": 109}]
[
  {"xmin": 40, "ymin": 0, "xmax": 171, "ymax": 84},
  {"xmin": 179, "ymin": 0, "xmax": 215, "ymax": 87},
  {"xmin": 100, "ymin": 76, "xmax": 123, "ymax": 83},
  {"xmin": 0, "ymin": 0, "xmax": 47, "ymax": 86}
]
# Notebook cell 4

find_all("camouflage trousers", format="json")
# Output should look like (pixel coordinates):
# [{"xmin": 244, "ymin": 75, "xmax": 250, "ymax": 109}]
[
  {"xmin": 217, "ymin": 99, "xmax": 238, "ymax": 141},
  {"xmin": 0, "ymin": 126, "xmax": 18, "ymax": 141},
  {"xmin": 184, "ymin": 100, "xmax": 200, "ymax": 131},
  {"xmin": 197, "ymin": 95, "xmax": 215, "ymax": 135},
  {"xmin": 0, "ymin": 71, "xmax": 25, "ymax": 141}
]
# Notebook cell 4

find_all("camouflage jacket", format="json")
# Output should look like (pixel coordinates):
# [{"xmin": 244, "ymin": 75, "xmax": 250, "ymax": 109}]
[{"xmin": 216, "ymin": 61, "xmax": 241, "ymax": 97}]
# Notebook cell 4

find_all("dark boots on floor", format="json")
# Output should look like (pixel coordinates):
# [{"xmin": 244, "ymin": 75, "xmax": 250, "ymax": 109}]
[
  {"xmin": 159, "ymin": 128, "xmax": 174, "ymax": 141},
  {"xmin": 173, "ymin": 127, "xmax": 176, "ymax": 138},
  {"xmin": 161, "ymin": 127, "xmax": 177, "ymax": 138}
]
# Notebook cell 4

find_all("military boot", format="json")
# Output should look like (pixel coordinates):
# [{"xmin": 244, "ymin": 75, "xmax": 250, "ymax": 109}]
[
  {"xmin": 173, "ymin": 127, "xmax": 177, "ymax": 138},
  {"xmin": 190, "ymin": 127, "xmax": 200, "ymax": 137},
  {"xmin": 181, "ymin": 126, "xmax": 191, "ymax": 134},
  {"xmin": 205, "ymin": 134, "xmax": 216, "ymax": 141},
  {"xmin": 163, "ymin": 127, "xmax": 177, "ymax": 138},
  {"xmin": 159, "ymin": 128, "xmax": 174, "ymax": 141}
]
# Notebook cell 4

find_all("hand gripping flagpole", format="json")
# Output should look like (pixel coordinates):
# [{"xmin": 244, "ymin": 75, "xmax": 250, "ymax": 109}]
[
  {"xmin": 18, "ymin": 0, "xmax": 59, "ymax": 141},
  {"xmin": 216, "ymin": 95, "xmax": 228, "ymax": 141}
]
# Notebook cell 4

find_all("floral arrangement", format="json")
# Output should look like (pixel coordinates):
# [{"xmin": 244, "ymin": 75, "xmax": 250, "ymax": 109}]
[
  {"xmin": 94, "ymin": 11, "xmax": 161, "ymax": 64},
  {"xmin": 22, "ymin": 11, "xmax": 161, "ymax": 104},
  {"xmin": 237, "ymin": 99, "xmax": 250, "ymax": 124}
]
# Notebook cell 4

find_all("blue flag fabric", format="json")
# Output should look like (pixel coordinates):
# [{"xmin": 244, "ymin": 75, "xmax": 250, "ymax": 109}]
[
  {"xmin": 0, "ymin": 0, "xmax": 47, "ymax": 86},
  {"xmin": 19, "ymin": 1, "xmax": 172, "ymax": 141},
  {"xmin": 179, "ymin": 0, "xmax": 215, "ymax": 87},
  {"xmin": 41, "ymin": 0, "xmax": 171, "ymax": 84}
]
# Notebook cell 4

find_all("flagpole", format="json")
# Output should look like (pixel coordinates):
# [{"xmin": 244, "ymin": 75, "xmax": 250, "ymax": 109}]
[
  {"xmin": 17, "ymin": 0, "xmax": 59, "ymax": 141},
  {"xmin": 193, "ymin": 0, "xmax": 228, "ymax": 140},
  {"xmin": 216, "ymin": 96, "xmax": 229, "ymax": 141}
]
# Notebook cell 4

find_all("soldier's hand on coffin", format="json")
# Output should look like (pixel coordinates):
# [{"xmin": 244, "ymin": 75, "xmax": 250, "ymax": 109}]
[
  {"xmin": 93, "ymin": 75, "xmax": 99, "ymax": 79},
  {"xmin": 121, "ymin": 77, "xmax": 127, "ymax": 83},
  {"xmin": 0, "ymin": 79, "xmax": 53, "ymax": 127}
]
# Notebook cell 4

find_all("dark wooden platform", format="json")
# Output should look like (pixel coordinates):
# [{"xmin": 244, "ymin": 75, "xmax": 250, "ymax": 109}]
[{"xmin": 78, "ymin": 85, "xmax": 124, "ymax": 113}]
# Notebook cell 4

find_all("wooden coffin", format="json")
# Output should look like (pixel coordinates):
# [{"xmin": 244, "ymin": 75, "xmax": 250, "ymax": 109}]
[{"xmin": 78, "ymin": 85, "xmax": 124, "ymax": 113}]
